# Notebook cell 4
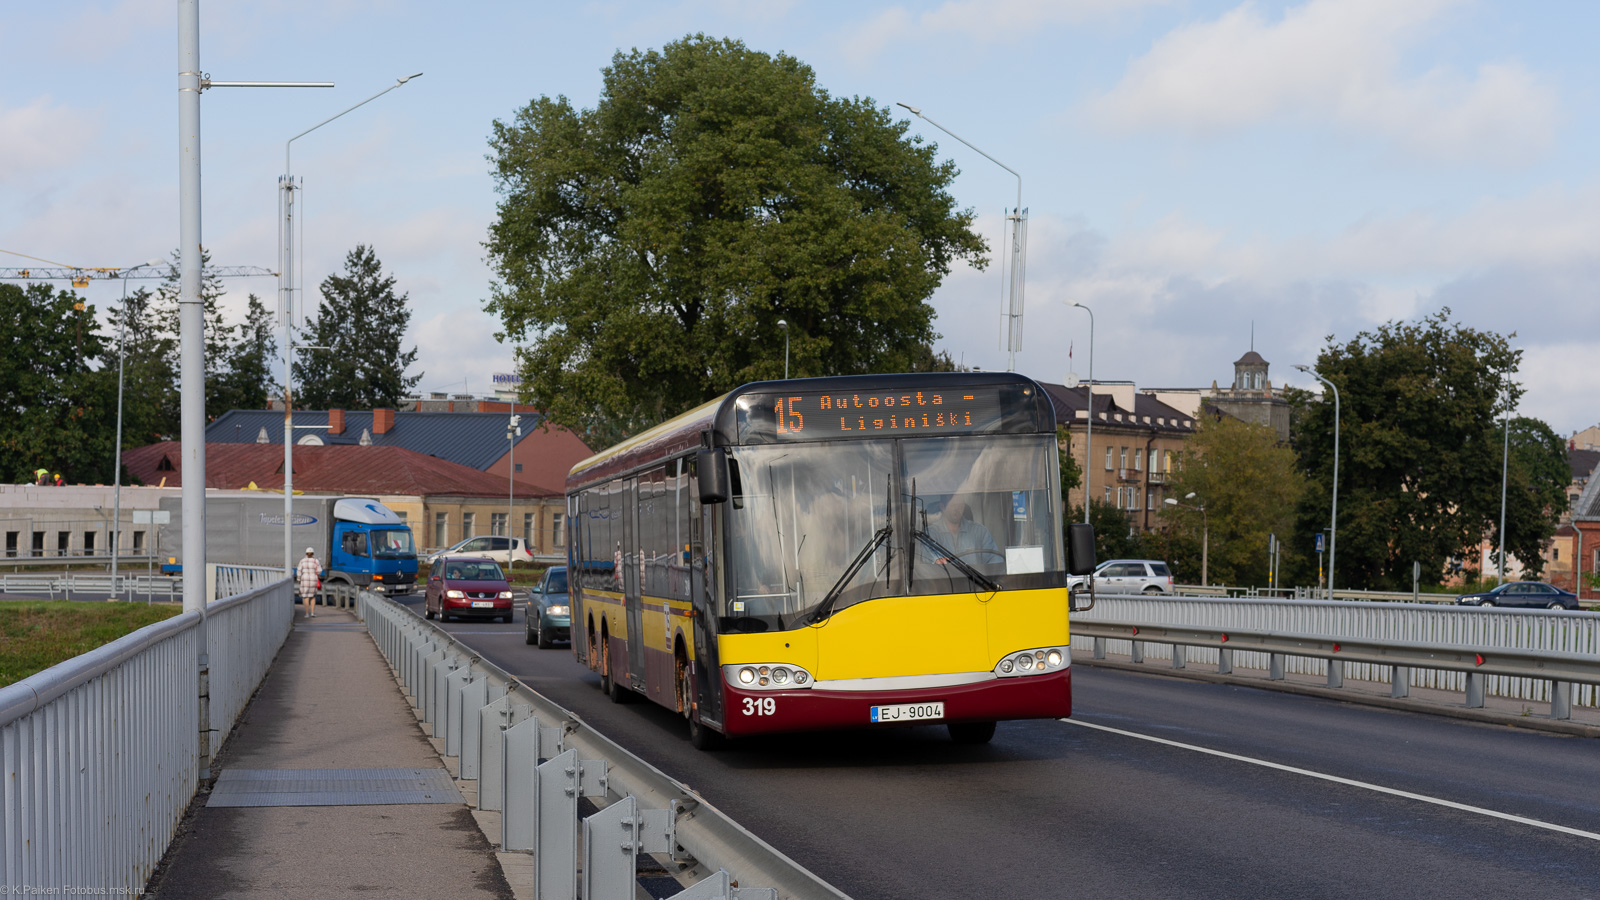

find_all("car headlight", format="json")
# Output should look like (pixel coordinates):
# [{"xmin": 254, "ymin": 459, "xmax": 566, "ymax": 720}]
[
  {"xmin": 546, "ymin": 605, "xmax": 569, "ymax": 616},
  {"xmin": 725, "ymin": 663, "xmax": 814, "ymax": 691},
  {"xmin": 499, "ymin": 591, "xmax": 514, "ymax": 599},
  {"xmin": 994, "ymin": 647, "xmax": 1068, "ymax": 678},
  {"xmin": 444, "ymin": 590, "xmax": 464, "ymax": 599}
]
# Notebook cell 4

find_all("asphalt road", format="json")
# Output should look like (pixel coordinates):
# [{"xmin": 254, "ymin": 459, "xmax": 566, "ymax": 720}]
[{"xmin": 394, "ymin": 596, "xmax": 1600, "ymax": 899}]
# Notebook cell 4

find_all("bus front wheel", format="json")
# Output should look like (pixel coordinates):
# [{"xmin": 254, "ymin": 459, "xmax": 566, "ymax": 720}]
[{"xmin": 948, "ymin": 721, "xmax": 997, "ymax": 745}]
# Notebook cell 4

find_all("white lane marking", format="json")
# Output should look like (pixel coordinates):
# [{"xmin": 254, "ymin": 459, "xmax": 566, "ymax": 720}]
[{"xmin": 1062, "ymin": 718, "xmax": 1600, "ymax": 842}]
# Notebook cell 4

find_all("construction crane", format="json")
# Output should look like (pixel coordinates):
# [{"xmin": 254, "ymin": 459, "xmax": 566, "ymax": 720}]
[{"xmin": 1, "ymin": 250, "xmax": 274, "ymax": 287}]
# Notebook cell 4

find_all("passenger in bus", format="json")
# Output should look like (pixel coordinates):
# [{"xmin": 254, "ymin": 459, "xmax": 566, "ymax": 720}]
[{"xmin": 921, "ymin": 495, "xmax": 1000, "ymax": 565}]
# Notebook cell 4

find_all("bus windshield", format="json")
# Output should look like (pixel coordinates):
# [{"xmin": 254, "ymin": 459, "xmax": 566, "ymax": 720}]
[{"xmin": 723, "ymin": 434, "xmax": 1062, "ymax": 631}]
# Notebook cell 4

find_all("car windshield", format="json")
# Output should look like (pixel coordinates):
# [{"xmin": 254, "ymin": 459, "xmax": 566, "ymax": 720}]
[
  {"xmin": 545, "ymin": 569, "xmax": 568, "ymax": 593},
  {"xmin": 372, "ymin": 529, "xmax": 415, "ymax": 559},
  {"xmin": 723, "ymin": 434, "xmax": 1063, "ymax": 632},
  {"xmin": 443, "ymin": 560, "xmax": 504, "ymax": 581}
]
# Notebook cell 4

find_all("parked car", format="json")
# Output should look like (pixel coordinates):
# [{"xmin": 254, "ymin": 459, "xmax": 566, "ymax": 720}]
[
  {"xmin": 524, "ymin": 565, "xmax": 572, "ymax": 649},
  {"xmin": 424, "ymin": 535, "xmax": 535, "ymax": 567},
  {"xmin": 425, "ymin": 556, "xmax": 515, "ymax": 622},
  {"xmin": 1067, "ymin": 559, "xmax": 1174, "ymax": 595},
  {"xmin": 1455, "ymin": 581, "xmax": 1578, "ymax": 610}
]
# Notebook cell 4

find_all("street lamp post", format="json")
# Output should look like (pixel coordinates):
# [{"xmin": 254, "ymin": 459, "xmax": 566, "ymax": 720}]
[
  {"xmin": 1497, "ymin": 378, "xmax": 1512, "ymax": 584},
  {"xmin": 508, "ymin": 414, "xmax": 521, "ymax": 573},
  {"xmin": 1164, "ymin": 492, "xmax": 1208, "ymax": 586},
  {"xmin": 279, "ymin": 73, "xmax": 422, "ymax": 575},
  {"xmin": 1295, "ymin": 365, "xmax": 1341, "ymax": 599},
  {"xmin": 111, "ymin": 259, "xmax": 163, "ymax": 600},
  {"xmin": 1073, "ymin": 302, "xmax": 1094, "ymax": 524},
  {"xmin": 896, "ymin": 103, "xmax": 1027, "ymax": 372},
  {"xmin": 777, "ymin": 319, "xmax": 789, "ymax": 379}
]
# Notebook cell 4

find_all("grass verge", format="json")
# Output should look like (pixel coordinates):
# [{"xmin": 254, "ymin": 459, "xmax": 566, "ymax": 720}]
[{"xmin": 0, "ymin": 601, "xmax": 182, "ymax": 688}]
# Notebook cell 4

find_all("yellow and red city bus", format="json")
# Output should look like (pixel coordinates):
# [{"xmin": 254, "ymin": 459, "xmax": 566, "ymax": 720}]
[{"xmin": 565, "ymin": 372, "xmax": 1094, "ymax": 748}]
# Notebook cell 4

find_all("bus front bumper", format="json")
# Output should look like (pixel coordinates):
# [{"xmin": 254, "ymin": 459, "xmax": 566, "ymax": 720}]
[{"xmin": 719, "ymin": 667, "xmax": 1071, "ymax": 737}]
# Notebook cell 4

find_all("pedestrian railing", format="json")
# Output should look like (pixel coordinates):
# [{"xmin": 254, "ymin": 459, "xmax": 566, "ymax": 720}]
[
  {"xmin": 358, "ymin": 591, "xmax": 849, "ymax": 900},
  {"xmin": 0, "ymin": 575, "xmax": 294, "ymax": 895},
  {"xmin": 1072, "ymin": 595, "xmax": 1600, "ymax": 713}
]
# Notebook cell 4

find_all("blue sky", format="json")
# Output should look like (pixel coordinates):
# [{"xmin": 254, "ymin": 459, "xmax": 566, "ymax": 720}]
[{"xmin": 4, "ymin": 0, "xmax": 1597, "ymax": 435}]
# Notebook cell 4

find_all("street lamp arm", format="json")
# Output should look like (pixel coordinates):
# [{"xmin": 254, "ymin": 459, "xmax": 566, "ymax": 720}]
[
  {"xmin": 896, "ymin": 102, "xmax": 1020, "ymax": 209},
  {"xmin": 285, "ymin": 73, "xmax": 424, "ymax": 173}
]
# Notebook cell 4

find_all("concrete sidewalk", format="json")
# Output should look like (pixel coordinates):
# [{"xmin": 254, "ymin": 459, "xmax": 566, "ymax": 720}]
[{"xmin": 148, "ymin": 607, "xmax": 514, "ymax": 899}]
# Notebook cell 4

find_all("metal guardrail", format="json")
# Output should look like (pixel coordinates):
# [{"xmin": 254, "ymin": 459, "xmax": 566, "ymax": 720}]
[
  {"xmin": 0, "ymin": 576, "xmax": 294, "ymax": 894},
  {"xmin": 358, "ymin": 590, "xmax": 849, "ymax": 900},
  {"xmin": 0, "ymin": 555, "xmax": 158, "ymax": 570},
  {"xmin": 0, "ymin": 572, "xmax": 184, "ymax": 601},
  {"xmin": 1071, "ymin": 595, "xmax": 1600, "ymax": 711}
]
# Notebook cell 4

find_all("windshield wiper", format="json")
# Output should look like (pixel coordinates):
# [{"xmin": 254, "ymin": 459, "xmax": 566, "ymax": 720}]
[
  {"xmin": 913, "ymin": 530, "xmax": 1002, "ymax": 593},
  {"xmin": 810, "ymin": 525, "xmax": 891, "ymax": 624}
]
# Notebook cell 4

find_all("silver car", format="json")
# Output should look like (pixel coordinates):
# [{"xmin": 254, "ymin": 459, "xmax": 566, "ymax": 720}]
[
  {"xmin": 423, "ymin": 535, "xmax": 535, "ymax": 567},
  {"xmin": 1068, "ymin": 559, "xmax": 1174, "ymax": 595}
]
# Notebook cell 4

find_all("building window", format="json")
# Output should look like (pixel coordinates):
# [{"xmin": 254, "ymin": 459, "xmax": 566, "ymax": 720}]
[
  {"xmin": 514, "ymin": 463, "xmax": 524, "ymax": 473},
  {"xmin": 5, "ymin": 531, "xmax": 16, "ymax": 558},
  {"xmin": 552, "ymin": 512, "xmax": 564, "ymax": 548},
  {"xmin": 132, "ymin": 530, "xmax": 145, "ymax": 553},
  {"xmin": 1119, "ymin": 447, "xmax": 1128, "ymax": 470},
  {"xmin": 1105, "ymin": 447, "xmax": 1113, "ymax": 470},
  {"xmin": 1103, "ymin": 486, "xmax": 1112, "ymax": 504},
  {"xmin": 83, "ymin": 531, "xmax": 96, "ymax": 554},
  {"xmin": 1149, "ymin": 449, "xmax": 1158, "ymax": 472},
  {"xmin": 523, "ymin": 513, "xmax": 535, "ymax": 548},
  {"xmin": 57, "ymin": 532, "xmax": 70, "ymax": 557},
  {"xmin": 1134, "ymin": 449, "xmax": 1142, "ymax": 471},
  {"xmin": 1146, "ymin": 489, "xmax": 1154, "ymax": 510},
  {"xmin": 394, "ymin": 511, "xmax": 407, "ymax": 524},
  {"xmin": 434, "ymin": 513, "xmax": 448, "ymax": 547},
  {"xmin": 490, "ymin": 512, "xmax": 507, "ymax": 537},
  {"xmin": 463, "ymin": 512, "xmax": 475, "ymax": 539}
]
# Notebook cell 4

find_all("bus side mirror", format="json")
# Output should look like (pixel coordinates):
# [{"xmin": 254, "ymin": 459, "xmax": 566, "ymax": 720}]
[
  {"xmin": 697, "ymin": 448, "xmax": 730, "ymax": 504},
  {"xmin": 1066, "ymin": 523, "xmax": 1096, "ymax": 576}
]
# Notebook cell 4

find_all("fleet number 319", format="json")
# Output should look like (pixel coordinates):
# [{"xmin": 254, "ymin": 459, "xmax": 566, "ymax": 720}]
[{"xmin": 741, "ymin": 697, "xmax": 777, "ymax": 716}]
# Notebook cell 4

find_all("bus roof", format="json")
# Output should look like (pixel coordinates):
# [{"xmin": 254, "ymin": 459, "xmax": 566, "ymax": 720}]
[{"xmin": 565, "ymin": 372, "xmax": 1051, "ymax": 492}]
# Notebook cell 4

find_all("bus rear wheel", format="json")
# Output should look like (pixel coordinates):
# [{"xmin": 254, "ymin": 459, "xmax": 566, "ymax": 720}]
[{"xmin": 948, "ymin": 721, "xmax": 996, "ymax": 745}]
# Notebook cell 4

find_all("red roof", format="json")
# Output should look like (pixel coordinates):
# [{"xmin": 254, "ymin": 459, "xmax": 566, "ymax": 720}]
[{"xmin": 123, "ymin": 442, "xmax": 562, "ymax": 498}]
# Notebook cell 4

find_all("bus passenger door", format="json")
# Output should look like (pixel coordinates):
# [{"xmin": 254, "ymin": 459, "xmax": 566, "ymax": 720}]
[{"xmin": 623, "ymin": 476, "xmax": 645, "ymax": 689}]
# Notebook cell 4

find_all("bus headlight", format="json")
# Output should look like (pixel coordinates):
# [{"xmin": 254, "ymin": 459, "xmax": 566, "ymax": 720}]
[
  {"xmin": 726, "ymin": 663, "xmax": 814, "ymax": 691},
  {"xmin": 995, "ymin": 647, "xmax": 1068, "ymax": 678}
]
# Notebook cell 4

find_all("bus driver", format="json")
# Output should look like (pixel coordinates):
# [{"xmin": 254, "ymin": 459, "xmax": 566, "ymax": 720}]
[{"xmin": 921, "ymin": 495, "xmax": 999, "ymax": 566}]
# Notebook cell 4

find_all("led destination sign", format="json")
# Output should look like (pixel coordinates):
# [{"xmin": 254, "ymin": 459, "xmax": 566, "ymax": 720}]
[{"xmin": 741, "ymin": 386, "xmax": 1005, "ymax": 442}]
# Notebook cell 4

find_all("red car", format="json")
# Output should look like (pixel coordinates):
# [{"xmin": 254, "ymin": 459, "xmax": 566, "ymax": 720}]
[{"xmin": 425, "ymin": 557, "xmax": 515, "ymax": 623}]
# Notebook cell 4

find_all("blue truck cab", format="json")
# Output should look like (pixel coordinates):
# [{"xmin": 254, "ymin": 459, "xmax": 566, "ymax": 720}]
[{"xmin": 328, "ymin": 499, "xmax": 419, "ymax": 594}]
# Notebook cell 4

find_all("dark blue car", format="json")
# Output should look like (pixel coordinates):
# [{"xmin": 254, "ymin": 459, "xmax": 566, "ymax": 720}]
[
  {"xmin": 1455, "ymin": 581, "xmax": 1579, "ymax": 610},
  {"xmin": 525, "ymin": 565, "xmax": 572, "ymax": 648}
]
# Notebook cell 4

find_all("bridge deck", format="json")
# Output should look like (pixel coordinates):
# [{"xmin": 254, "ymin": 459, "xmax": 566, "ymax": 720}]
[{"xmin": 147, "ymin": 607, "xmax": 514, "ymax": 899}]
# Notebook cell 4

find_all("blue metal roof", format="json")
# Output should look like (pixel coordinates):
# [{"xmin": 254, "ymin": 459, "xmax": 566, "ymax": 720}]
[{"xmin": 207, "ymin": 409, "xmax": 548, "ymax": 471}]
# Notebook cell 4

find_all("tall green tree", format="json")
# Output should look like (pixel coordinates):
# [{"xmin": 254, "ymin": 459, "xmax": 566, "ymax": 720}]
[
  {"xmin": 1167, "ymin": 412, "xmax": 1305, "ymax": 588},
  {"xmin": 1056, "ymin": 427, "xmax": 1083, "ymax": 503},
  {"xmin": 486, "ymin": 34, "xmax": 987, "ymax": 443},
  {"xmin": 1495, "ymin": 416, "xmax": 1569, "ymax": 577},
  {"xmin": 293, "ymin": 245, "xmax": 421, "ymax": 409},
  {"xmin": 155, "ymin": 249, "xmax": 235, "ymax": 417},
  {"xmin": 210, "ymin": 293, "xmax": 280, "ymax": 416},
  {"xmin": 0, "ymin": 283, "xmax": 117, "ymax": 483},
  {"xmin": 113, "ymin": 285, "xmax": 180, "ymax": 451},
  {"xmin": 1291, "ymin": 310, "xmax": 1565, "ymax": 589}
]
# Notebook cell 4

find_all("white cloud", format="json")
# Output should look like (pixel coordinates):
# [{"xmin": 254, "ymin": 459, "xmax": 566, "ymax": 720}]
[
  {"xmin": 0, "ymin": 99, "xmax": 101, "ymax": 185},
  {"xmin": 842, "ymin": 0, "xmax": 1169, "ymax": 62},
  {"xmin": 1088, "ymin": 0, "xmax": 1559, "ymax": 165}
]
